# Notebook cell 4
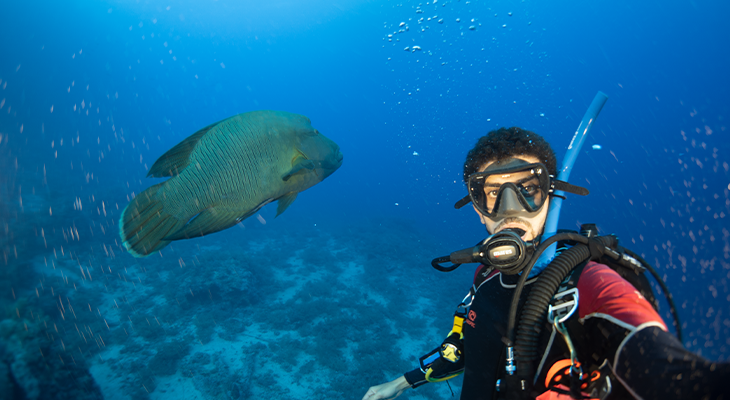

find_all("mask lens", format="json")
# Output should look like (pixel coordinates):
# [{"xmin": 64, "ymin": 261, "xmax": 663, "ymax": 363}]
[{"xmin": 468, "ymin": 164, "xmax": 549, "ymax": 217}]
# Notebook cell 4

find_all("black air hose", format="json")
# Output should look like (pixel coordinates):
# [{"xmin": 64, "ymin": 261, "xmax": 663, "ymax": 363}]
[{"xmin": 513, "ymin": 235, "xmax": 617, "ymax": 371}]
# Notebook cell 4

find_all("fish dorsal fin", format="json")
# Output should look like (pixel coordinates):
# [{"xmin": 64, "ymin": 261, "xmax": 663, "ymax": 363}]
[
  {"xmin": 147, "ymin": 122, "xmax": 217, "ymax": 178},
  {"xmin": 282, "ymin": 154, "xmax": 315, "ymax": 181},
  {"xmin": 276, "ymin": 192, "xmax": 298, "ymax": 217}
]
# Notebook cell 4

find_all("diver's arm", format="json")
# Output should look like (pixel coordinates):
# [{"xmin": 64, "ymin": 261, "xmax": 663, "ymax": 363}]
[
  {"xmin": 577, "ymin": 262, "xmax": 729, "ymax": 398},
  {"xmin": 403, "ymin": 368, "xmax": 428, "ymax": 388},
  {"xmin": 362, "ymin": 376, "xmax": 411, "ymax": 400},
  {"xmin": 613, "ymin": 325, "xmax": 730, "ymax": 399}
]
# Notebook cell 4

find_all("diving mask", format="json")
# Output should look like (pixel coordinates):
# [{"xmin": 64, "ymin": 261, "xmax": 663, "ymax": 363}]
[{"xmin": 455, "ymin": 159, "xmax": 589, "ymax": 220}]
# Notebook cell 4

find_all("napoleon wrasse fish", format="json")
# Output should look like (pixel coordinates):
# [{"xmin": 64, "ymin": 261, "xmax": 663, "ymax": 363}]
[{"xmin": 119, "ymin": 110, "xmax": 343, "ymax": 257}]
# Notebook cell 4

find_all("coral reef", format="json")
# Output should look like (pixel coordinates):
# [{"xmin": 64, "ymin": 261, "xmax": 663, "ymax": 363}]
[{"xmin": 0, "ymin": 302, "xmax": 103, "ymax": 399}]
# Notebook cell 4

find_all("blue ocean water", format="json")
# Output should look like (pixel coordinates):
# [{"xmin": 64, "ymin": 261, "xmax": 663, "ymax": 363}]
[{"xmin": 0, "ymin": 0, "xmax": 728, "ymax": 398}]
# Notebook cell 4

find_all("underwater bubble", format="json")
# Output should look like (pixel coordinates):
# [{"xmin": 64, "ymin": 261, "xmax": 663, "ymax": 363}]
[
  {"xmin": 456, "ymin": 18, "xmax": 461, "ymax": 22},
  {"xmin": 469, "ymin": 26, "xmax": 476, "ymax": 30},
  {"xmin": 592, "ymin": 144, "xmax": 602, "ymax": 150}
]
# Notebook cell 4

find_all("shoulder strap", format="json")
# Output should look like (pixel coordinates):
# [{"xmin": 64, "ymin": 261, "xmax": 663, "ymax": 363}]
[
  {"xmin": 472, "ymin": 264, "xmax": 496, "ymax": 289},
  {"xmin": 599, "ymin": 256, "xmax": 659, "ymax": 311}
]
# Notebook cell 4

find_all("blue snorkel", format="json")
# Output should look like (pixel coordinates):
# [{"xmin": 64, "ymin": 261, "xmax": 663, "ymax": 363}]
[{"xmin": 530, "ymin": 92, "xmax": 609, "ymax": 277}]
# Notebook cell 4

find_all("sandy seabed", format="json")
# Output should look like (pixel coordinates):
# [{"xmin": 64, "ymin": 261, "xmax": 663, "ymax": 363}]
[{"xmin": 8, "ymin": 217, "xmax": 466, "ymax": 400}]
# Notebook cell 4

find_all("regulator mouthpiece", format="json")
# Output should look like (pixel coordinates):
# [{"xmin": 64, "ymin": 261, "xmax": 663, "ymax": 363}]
[{"xmin": 431, "ymin": 229, "xmax": 535, "ymax": 275}]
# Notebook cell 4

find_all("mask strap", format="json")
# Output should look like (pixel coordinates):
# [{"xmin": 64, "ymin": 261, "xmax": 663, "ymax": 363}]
[
  {"xmin": 551, "ymin": 180, "xmax": 589, "ymax": 196},
  {"xmin": 454, "ymin": 195, "xmax": 471, "ymax": 209}
]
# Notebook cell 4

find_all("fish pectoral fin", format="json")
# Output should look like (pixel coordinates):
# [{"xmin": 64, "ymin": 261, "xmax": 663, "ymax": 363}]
[
  {"xmin": 282, "ymin": 159, "xmax": 315, "ymax": 181},
  {"xmin": 276, "ymin": 192, "xmax": 298, "ymax": 217},
  {"xmin": 147, "ymin": 121, "xmax": 217, "ymax": 178},
  {"xmin": 164, "ymin": 207, "xmax": 238, "ymax": 240}
]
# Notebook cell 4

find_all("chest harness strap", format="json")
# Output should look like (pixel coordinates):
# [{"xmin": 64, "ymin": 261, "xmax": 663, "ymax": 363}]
[{"xmin": 542, "ymin": 270, "xmax": 613, "ymax": 400}]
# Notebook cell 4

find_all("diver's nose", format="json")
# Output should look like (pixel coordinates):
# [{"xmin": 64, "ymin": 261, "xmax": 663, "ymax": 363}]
[{"xmin": 497, "ymin": 187, "xmax": 527, "ymax": 216}]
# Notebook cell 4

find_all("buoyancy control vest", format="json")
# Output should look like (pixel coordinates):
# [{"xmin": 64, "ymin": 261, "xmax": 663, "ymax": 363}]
[{"xmin": 424, "ymin": 224, "xmax": 682, "ymax": 400}]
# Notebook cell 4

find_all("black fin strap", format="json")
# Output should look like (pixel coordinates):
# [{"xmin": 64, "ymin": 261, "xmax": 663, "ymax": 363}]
[{"xmin": 552, "ymin": 180, "xmax": 589, "ymax": 196}]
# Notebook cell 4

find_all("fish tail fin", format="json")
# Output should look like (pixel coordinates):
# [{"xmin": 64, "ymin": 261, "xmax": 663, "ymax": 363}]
[{"xmin": 119, "ymin": 183, "xmax": 186, "ymax": 257}]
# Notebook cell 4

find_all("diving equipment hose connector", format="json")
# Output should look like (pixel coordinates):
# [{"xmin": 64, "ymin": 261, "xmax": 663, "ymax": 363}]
[{"xmin": 505, "ymin": 346, "xmax": 516, "ymax": 375}]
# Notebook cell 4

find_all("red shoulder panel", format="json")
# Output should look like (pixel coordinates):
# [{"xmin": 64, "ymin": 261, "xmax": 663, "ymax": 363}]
[{"xmin": 577, "ymin": 261, "xmax": 667, "ymax": 330}]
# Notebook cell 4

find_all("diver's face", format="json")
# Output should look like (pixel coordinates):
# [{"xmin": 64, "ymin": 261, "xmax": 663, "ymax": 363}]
[{"xmin": 472, "ymin": 155, "xmax": 549, "ymax": 241}]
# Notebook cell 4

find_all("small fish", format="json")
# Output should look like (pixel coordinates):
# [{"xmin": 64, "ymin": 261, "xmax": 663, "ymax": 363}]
[
  {"xmin": 592, "ymin": 144, "xmax": 602, "ymax": 150},
  {"xmin": 119, "ymin": 110, "xmax": 343, "ymax": 257}
]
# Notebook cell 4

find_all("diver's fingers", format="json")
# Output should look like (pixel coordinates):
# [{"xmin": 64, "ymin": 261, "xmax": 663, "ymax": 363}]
[
  {"xmin": 363, "ymin": 376, "xmax": 410, "ymax": 400},
  {"xmin": 361, "ymin": 387, "xmax": 379, "ymax": 400},
  {"xmin": 388, "ymin": 390, "xmax": 404, "ymax": 400},
  {"xmin": 362, "ymin": 387, "xmax": 376, "ymax": 400}
]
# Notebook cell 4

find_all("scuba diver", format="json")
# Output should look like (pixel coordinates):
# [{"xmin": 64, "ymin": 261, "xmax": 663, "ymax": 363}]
[{"xmin": 361, "ymin": 127, "xmax": 729, "ymax": 400}]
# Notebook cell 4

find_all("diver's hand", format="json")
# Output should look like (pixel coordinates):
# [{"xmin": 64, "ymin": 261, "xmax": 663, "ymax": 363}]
[{"xmin": 362, "ymin": 376, "xmax": 411, "ymax": 400}]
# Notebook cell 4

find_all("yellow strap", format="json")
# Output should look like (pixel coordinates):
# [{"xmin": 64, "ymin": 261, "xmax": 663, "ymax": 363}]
[
  {"xmin": 451, "ymin": 314, "xmax": 464, "ymax": 336},
  {"xmin": 425, "ymin": 367, "xmax": 464, "ymax": 383}
]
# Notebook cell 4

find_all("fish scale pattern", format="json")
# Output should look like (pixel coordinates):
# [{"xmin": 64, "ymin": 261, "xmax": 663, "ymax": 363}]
[
  {"xmin": 119, "ymin": 110, "xmax": 342, "ymax": 257},
  {"xmin": 165, "ymin": 114, "xmax": 285, "ymax": 218}
]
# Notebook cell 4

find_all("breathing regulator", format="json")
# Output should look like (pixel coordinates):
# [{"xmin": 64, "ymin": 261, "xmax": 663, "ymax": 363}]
[{"xmin": 431, "ymin": 228, "xmax": 535, "ymax": 275}]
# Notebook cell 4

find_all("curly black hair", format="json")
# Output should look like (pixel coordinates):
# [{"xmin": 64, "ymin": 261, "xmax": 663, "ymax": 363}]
[{"xmin": 463, "ymin": 127, "xmax": 557, "ymax": 183}]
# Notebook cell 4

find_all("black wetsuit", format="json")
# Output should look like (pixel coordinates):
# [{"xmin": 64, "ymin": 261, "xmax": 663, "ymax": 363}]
[{"xmin": 404, "ymin": 262, "xmax": 730, "ymax": 399}]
